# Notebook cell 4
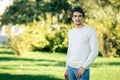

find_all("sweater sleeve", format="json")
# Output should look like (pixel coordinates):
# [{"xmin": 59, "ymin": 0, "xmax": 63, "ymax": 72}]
[{"xmin": 82, "ymin": 28, "xmax": 98, "ymax": 69}]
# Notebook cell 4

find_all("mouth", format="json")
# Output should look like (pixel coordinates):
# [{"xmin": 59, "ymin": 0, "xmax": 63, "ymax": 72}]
[
  {"xmin": 75, "ymin": 21, "xmax": 81, "ymax": 23},
  {"xmin": 75, "ymin": 20, "xmax": 80, "ymax": 22}
]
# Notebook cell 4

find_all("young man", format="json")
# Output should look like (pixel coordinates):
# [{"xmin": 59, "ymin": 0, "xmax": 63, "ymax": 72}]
[{"xmin": 64, "ymin": 7, "xmax": 98, "ymax": 80}]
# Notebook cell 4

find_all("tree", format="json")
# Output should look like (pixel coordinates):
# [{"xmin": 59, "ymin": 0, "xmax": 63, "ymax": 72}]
[
  {"xmin": 1, "ymin": 0, "xmax": 72, "ymax": 26},
  {"xmin": 1, "ymin": 0, "xmax": 36, "ymax": 25},
  {"xmin": 1, "ymin": 0, "xmax": 120, "ymax": 57}
]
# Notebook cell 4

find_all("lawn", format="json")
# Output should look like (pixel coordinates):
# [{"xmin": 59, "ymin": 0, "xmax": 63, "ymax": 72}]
[{"xmin": 0, "ymin": 44, "xmax": 120, "ymax": 80}]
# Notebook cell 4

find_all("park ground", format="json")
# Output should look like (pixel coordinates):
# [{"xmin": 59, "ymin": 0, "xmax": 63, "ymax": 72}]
[{"xmin": 0, "ymin": 44, "xmax": 120, "ymax": 80}]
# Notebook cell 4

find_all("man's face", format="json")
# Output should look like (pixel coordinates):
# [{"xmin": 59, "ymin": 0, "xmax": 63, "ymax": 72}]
[{"xmin": 72, "ymin": 11, "xmax": 84, "ymax": 25}]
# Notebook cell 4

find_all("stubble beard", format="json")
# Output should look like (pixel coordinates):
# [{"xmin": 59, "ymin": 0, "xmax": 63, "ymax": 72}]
[{"xmin": 75, "ymin": 22, "xmax": 83, "ymax": 27}]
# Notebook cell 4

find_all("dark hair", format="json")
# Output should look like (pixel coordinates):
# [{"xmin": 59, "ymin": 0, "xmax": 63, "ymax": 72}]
[{"xmin": 71, "ymin": 7, "xmax": 85, "ymax": 17}]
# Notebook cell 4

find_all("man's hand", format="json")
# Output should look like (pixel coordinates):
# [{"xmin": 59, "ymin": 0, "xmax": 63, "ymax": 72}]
[
  {"xmin": 76, "ymin": 67, "xmax": 85, "ymax": 78},
  {"xmin": 64, "ymin": 70, "xmax": 68, "ymax": 80}
]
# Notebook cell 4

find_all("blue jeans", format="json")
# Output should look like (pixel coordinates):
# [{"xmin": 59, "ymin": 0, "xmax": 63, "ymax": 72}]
[{"xmin": 68, "ymin": 66, "xmax": 89, "ymax": 80}]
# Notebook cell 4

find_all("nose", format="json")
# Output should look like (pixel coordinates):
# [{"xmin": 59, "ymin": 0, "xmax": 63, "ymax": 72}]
[{"xmin": 76, "ymin": 16, "xmax": 80, "ymax": 20}]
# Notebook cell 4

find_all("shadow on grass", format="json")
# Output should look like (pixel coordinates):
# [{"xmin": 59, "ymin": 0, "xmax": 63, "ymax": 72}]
[
  {"xmin": 91, "ymin": 62, "xmax": 120, "ymax": 67},
  {"xmin": 0, "ymin": 56, "xmax": 56, "ymax": 62},
  {"xmin": 0, "ymin": 56, "xmax": 119, "ymax": 68},
  {"xmin": 0, "ymin": 73, "xmax": 63, "ymax": 80},
  {"xmin": 0, "ymin": 55, "xmax": 66, "ymax": 68},
  {"xmin": 36, "ymin": 61, "xmax": 66, "ymax": 67},
  {"xmin": 54, "ymin": 61, "xmax": 66, "ymax": 67},
  {"xmin": 0, "ymin": 51, "xmax": 13, "ymax": 55},
  {"xmin": 0, "ymin": 45, "xmax": 8, "ymax": 49}
]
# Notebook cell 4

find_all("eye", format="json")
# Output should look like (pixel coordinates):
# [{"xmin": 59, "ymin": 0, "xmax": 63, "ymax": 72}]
[
  {"xmin": 73, "ymin": 15, "xmax": 77, "ymax": 17},
  {"xmin": 79, "ymin": 15, "xmax": 83, "ymax": 17}
]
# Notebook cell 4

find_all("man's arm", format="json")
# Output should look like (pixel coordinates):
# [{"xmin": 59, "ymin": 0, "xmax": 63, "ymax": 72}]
[{"xmin": 82, "ymin": 28, "xmax": 98, "ymax": 68}]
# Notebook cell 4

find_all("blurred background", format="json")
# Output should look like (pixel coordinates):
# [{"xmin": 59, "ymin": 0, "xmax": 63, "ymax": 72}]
[{"xmin": 0, "ymin": 0, "xmax": 120, "ymax": 80}]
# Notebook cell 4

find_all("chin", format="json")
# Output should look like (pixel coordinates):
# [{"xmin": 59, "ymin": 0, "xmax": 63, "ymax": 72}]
[{"xmin": 76, "ymin": 23, "xmax": 82, "ymax": 25}]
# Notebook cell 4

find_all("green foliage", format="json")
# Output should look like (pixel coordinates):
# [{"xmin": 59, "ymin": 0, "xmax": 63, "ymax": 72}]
[
  {"xmin": 30, "ymin": 13, "xmax": 73, "ymax": 53},
  {"xmin": 1, "ymin": 0, "xmax": 36, "ymax": 25},
  {"xmin": 45, "ymin": 23, "xmax": 72, "ymax": 53},
  {"xmin": 5, "ymin": 24, "xmax": 30, "ymax": 55},
  {"xmin": 84, "ymin": 0, "xmax": 120, "ymax": 57},
  {"xmin": 0, "ymin": 0, "xmax": 120, "ymax": 57},
  {"xmin": 1, "ymin": 0, "xmax": 72, "ymax": 26},
  {"xmin": 5, "ymin": 13, "xmax": 72, "ymax": 55},
  {"xmin": 5, "ymin": 19, "xmax": 50, "ymax": 55}
]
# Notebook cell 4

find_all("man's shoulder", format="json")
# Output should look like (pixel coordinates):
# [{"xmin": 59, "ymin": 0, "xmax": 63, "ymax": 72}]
[
  {"xmin": 85, "ymin": 25, "xmax": 97, "ymax": 37},
  {"xmin": 85, "ymin": 25, "xmax": 96, "ymax": 32},
  {"xmin": 85, "ymin": 25, "xmax": 93, "ymax": 29},
  {"xmin": 68, "ymin": 28, "xmax": 75, "ymax": 33}
]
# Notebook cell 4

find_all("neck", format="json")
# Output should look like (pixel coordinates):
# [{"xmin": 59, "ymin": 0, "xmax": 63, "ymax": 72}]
[{"xmin": 75, "ymin": 23, "xmax": 84, "ymax": 28}]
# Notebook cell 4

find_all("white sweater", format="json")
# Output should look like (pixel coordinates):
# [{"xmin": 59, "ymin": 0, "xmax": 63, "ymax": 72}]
[{"xmin": 66, "ymin": 25, "xmax": 98, "ymax": 69}]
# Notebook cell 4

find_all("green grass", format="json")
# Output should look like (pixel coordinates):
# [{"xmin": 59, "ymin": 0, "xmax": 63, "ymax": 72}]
[{"xmin": 0, "ymin": 44, "xmax": 120, "ymax": 80}]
